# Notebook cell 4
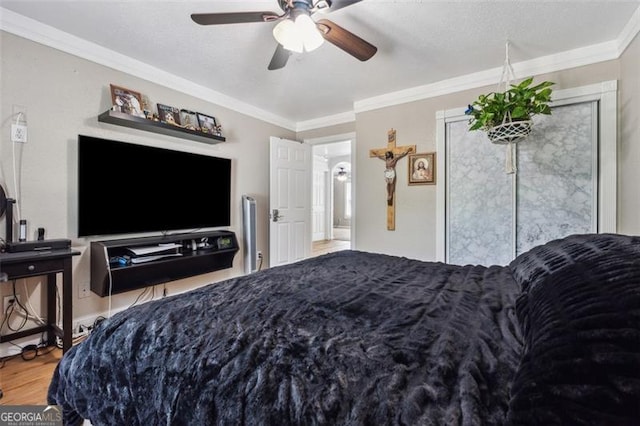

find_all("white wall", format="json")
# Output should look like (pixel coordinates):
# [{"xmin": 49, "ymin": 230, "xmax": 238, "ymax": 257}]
[
  {"xmin": 619, "ymin": 33, "xmax": 640, "ymax": 235},
  {"xmin": 0, "ymin": 32, "xmax": 295, "ymax": 353}
]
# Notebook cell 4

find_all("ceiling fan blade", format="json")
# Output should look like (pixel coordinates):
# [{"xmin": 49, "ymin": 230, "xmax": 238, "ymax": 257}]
[
  {"xmin": 316, "ymin": 19, "xmax": 377, "ymax": 61},
  {"xmin": 191, "ymin": 11, "xmax": 280, "ymax": 25},
  {"xmin": 268, "ymin": 44, "xmax": 292, "ymax": 70},
  {"xmin": 326, "ymin": 0, "xmax": 364, "ymax": 13}
]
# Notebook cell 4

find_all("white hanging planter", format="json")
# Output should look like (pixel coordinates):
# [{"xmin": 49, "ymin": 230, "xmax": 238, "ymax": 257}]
[
  {"xmin": 488, "ymin": 114, "xmax": 533, "ymax": 175},
  {"xmin": 464, "ymin": 42, "xmax": 553, "ymax": 174},
  {"xmin": 487, "ymin": 119, "xmax": 532, "ymax": 145}
]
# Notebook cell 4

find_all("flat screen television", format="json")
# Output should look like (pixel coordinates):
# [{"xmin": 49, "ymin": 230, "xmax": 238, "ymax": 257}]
[{"xmin": 78, "ymin": 135, "xmax": 231, "ymax": 237}]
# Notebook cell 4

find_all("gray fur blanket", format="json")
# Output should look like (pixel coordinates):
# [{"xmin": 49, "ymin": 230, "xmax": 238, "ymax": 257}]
[{"xmin": 49, "ymin": 250, "xmax": 523, "ymax": 425}]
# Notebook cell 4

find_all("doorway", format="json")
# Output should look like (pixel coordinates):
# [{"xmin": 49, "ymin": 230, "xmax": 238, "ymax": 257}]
[{"xmin": 310, "ymin": 139, "xmax": 353, "ymax": 257}]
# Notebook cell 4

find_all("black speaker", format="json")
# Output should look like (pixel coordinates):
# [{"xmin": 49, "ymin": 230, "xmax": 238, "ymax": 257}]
[
  {"xmin": 7, "ymin": 238, "xmax": 71, "ymax": 253},
  {"xmin": 5, "ymin": 198, "xmax": 15, "ymax": 243}
]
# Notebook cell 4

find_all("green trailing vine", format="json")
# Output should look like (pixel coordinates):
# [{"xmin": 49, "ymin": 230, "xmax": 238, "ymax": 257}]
[{"xmin": 465, "ymin": 77, "xmax": 554, "ymax": 131}]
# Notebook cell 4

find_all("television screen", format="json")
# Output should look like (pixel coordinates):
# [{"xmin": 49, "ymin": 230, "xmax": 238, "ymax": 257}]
[{"xmin": 78, "ymin": 135, "xmax": 231, "ymax": 237}]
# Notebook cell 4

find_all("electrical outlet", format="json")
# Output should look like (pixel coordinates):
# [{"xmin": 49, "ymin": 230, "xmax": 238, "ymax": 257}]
[
  {"xmin": 3, "ymin": 295, "xmax": 20, "ymax": 313},
  {"xmin": 79, "ymin": 281, "xmax": 91, "ymax": 299},
  {"xmin": 11, "ymin": 123, "xmax": 28, "ymax": 143},
  {"xmin": 257, "ymin": 251, "xmax": 263, "ymax": 259}
]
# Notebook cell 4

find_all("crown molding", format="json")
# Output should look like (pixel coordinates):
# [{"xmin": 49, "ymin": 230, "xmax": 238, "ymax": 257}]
[
  {"xmin": 351, "ymin": 7, "xmax": 639, "ymax": 117},
  {"xmin": 0, "ymin": 8, "xmax": 297, "ymax": 132},
  {"xmin": 617, "ymin": 4, "xmax": 640, "ymax": 56},
  {"xmin": 1, "ymin": 5, "xmax": 638, "ymax": 132},
  {"xmin": 353, "ymin": 40, "xmax": 620, "ymax": 114},
  {"xmin": 295, "ymin": 111, "xmax": 355, "ymax": 132}
]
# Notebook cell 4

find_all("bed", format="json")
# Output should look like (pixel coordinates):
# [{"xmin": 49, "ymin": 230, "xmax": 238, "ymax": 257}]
[{"xmin": 48, "ymin": 233, "xmax": 640, "ymax": 425}]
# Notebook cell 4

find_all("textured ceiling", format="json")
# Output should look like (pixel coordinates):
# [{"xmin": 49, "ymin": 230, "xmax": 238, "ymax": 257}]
[{"xmin": 1, "ymin": 0, "xmax": 638, "ymax": 128}]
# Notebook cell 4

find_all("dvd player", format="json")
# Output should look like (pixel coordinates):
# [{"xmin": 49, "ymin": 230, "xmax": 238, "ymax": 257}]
[{"xmin": 7, "ymin": 239, "xmax": 71, "ymax": 253}]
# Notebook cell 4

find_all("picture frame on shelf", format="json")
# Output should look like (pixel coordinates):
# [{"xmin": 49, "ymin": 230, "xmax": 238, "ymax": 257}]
[
  {"xmin": 157, "ymin": 104, "xmax": 181, "ymax": 126},
  {"xmin": 408, "ymin": 152, "xmax": 436, "ymax": 185},
  {"xmin": 180, "ymin": 109, "xmax": 200, "ymax": 131},
  {"xmin": 110, "ymin": 84, "xmax": 145, "ymax": 117},
  {"xmin": 197, "ymin": 112, "xmax": 217, "ymax": 134}
]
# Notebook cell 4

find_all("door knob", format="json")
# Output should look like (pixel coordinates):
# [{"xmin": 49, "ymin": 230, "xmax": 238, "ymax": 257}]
[{"xmin": 271, "ymin": 209, "xmax": 284, "ymax": 222}]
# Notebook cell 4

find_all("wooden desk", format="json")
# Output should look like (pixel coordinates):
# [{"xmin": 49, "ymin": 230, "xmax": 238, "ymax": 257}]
[{"xmin": 0, "ymin": 249, "xmax": 80, "ymax": 353}]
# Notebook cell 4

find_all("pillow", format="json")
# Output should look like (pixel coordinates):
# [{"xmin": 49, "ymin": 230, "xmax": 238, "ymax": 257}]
[
  {"xmin": 507, "ymin": 252, "xmax": 640, "ymax": 425},
  {"xmin": 509, "ymin": 233, "xmax": 640, "ymax": 294}
]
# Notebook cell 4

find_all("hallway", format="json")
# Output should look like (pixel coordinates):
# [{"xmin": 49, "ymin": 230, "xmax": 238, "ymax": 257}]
[{"xmin": 311, "ymin": 228, "xmax": 351, "ymax": 257}]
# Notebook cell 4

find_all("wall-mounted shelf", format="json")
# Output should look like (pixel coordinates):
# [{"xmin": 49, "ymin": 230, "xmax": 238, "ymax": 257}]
[
  {"xmin": 90, "ymin": 230, "xmax": 238, "ymax": 296},
  {"xmin": 98, "ymin": 110, "xmax": 226, "ymax": 144}
]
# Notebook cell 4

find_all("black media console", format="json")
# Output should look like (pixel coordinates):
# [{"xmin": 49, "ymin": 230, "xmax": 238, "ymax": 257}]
[{"xmin": 90, "ymin": 230, "xmax": 238, "ymax": 296}]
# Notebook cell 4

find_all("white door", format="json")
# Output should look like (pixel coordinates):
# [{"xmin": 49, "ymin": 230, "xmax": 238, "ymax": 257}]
[{"xmin": 269, "ymin": 136, "xmax": 312, "ymax": 267}]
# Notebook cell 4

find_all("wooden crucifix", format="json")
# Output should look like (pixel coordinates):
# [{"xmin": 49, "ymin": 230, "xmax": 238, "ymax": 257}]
[{"xmin": 369, "ymin": 129, "xmax": 416, "ymax": 230}]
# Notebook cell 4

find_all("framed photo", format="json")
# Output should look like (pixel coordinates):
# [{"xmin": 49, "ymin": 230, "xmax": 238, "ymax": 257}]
[
  {"xmin": 157, "ymin": 104, "xmax": 181, "ymax": 126},
  {"xmin": 196, "ymin": 112, "xmax": 217, "ymax": 134},
  {"xmin": 110, "ymin": 84, "xmax": 145, "ymax": 117},
  {"xmin": 180, "ymin": 109, "xmax": 199, "ymax": 131},
  {"xmin": 408, "ymin": 152, "xmax": 436, "ymax": 185}
]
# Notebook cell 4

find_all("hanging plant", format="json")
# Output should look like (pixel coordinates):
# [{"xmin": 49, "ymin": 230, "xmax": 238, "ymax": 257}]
[{"xmin": 465, "ymin": 77, "xmax": 554, "ymax": 144}]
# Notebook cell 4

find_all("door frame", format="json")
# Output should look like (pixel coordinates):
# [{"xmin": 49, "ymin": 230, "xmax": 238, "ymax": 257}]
[
  {"xmin": 304, "ymin": 132, "xmax": 356, "ymax": 248},
  {"xmin": 435, "ymin": 80, "xmax": 618, "ymax": 262}
]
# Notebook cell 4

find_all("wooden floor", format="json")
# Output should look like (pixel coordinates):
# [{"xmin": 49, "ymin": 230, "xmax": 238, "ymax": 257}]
[
  {"xmin": 0, "ymin": 346, "xmax": 62, "ymax": 405},
  {"xmin": 0, "ymin": 232, "xmax": 352, "ymax": 406},
  {"xmin": 311, "ymin": 238, "xmax": 350, "ymax": 257}
]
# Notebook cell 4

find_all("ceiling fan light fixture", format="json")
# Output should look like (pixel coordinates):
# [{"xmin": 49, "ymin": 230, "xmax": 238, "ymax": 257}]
[
  {"xmin": 273, "ymin": 19, "xmax": 303, "ymax": 52},
  {"xmin": 295, "ymin": 14, "xmax": 324, "ymax": 52},
  {"xmin": 273, "ymin": 13, "xmax": 324, "ymax": 53},
  {"xmin": 336, "ymin": 167, "xmax": 348, "ymax": 182}
]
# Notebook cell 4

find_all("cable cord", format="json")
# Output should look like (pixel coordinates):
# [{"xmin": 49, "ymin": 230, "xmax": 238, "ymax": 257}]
[
  {"xmin": 1, "ymin": 303, "xmax": 27, "ymax": 332},
  {"xmin": 11, "ymin": 112, "xmax": 24, "ymax": 222},
  {"xmin": 128, "ymin": 286, "xmax": 153, "ymax": 308},
  {"xmin": 0, "ymin": 281, "xmax": 30, "ymax": 332},
  {"xmin": 22, "ymin": 279, "xmax": 45, "ymax": 325},
  {"xmin": 0, "ymin": 334, "xmax": 58, "ymax": 363}
]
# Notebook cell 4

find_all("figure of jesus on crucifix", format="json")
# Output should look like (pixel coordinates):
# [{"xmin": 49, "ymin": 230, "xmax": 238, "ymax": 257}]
[
  {"xmin": 370, "ymin": 129, "xmax": 416, "ymax": 230},
  {"xmin": 370, "ymin": 129, "xmax": 416, "ymax": 205},
  {"xmin": 376, "ymin": 150, "xmax": 411, "ymax": 205}
]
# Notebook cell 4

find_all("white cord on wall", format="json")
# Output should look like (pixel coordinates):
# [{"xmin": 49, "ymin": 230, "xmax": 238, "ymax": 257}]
[
  {"xmin": 11, "ymin": 112, "xmax": 24, "ymax": 222},
  {"xmin": 22, "ymin": 279, "xmax": 46, "ymax": 325}
]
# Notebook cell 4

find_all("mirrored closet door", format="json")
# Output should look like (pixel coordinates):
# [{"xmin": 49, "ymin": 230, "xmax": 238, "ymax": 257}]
[{"xmin": 437, "ymin": 82, "xmax": 617, "ymax": 266}]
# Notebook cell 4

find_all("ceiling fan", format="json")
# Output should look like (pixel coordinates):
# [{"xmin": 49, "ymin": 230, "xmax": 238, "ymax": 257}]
[{"xmin": 191, "ymin": 0, "xmax": 377, "ymax": 70}]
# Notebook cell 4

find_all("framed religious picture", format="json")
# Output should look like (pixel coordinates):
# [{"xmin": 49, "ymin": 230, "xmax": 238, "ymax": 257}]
[
  {"xmin": 196, "ymin": 112, "xmax": 217, "ymax": 134},
  {"xmin": 157, "ymin": 104, "xmax": 181, "ymax": 126},
  {"xmin": 110, "ymin": 84, "xmax": 145, "ymax": 117},
  {"xmin": 408, "ymin": 152, "xmax": 436, "ymax": 185},
  {"xmin": 179, "ymin": 109, "xmax": 200, "ymax": 131}
]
